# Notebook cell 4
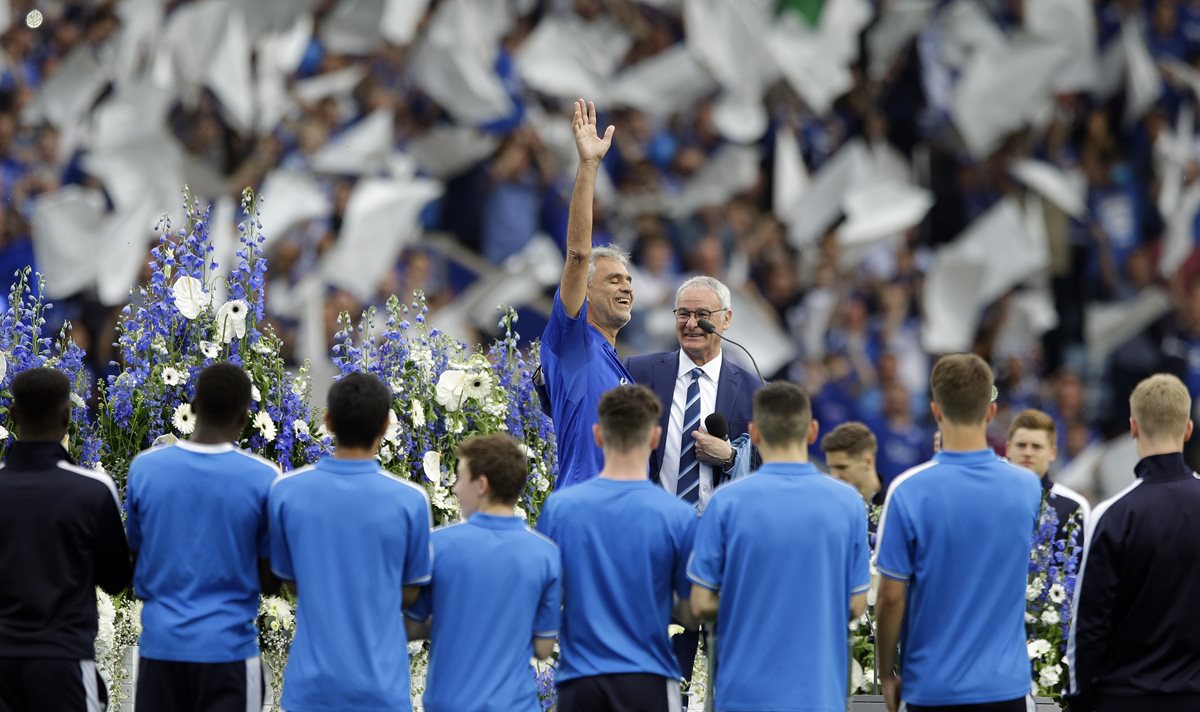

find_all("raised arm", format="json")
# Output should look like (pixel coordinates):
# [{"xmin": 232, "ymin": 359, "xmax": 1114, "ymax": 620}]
[{"xmin": 560, "ymin": 99, "xmax": 614, "ymax": 318}]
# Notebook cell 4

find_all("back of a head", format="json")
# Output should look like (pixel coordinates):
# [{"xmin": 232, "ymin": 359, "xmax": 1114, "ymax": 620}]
[
  {"xmin": 11, "ymin": 367, "xmax": 70, "ymax": 440},
  {"xmin": 930, "ymin": 353, "xmax": 994, "ymax": 426},
  {"xmin": 820, "ymin": 421, "xmax": 876, "ymax": 458},
  {"xmin": 1006, "ymin": 408, "xmax": 1056, "ymax": 442},
  {"xmin": 597, "ymin": 385, "xmax": 661, "ymax": 453},
  {"xmin": 459, "ymin": 433, "xmax": 528, "ymax": 506},
  {"xmin": 752, "ymin": 382, "xmax": 812, "ymax": 448},
  {"xmin": 193, "ymin": 364, "xmax": 251, "ymax": 429},
  {"xmin": 327, "ymin": 372, "xmax": 393, "ymax": 449},
  {"xmin": 1130, "ymin": 373, "xmax": 1191, "ymax": 443}
]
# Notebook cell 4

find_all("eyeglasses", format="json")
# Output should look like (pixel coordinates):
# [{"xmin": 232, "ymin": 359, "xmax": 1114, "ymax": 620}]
[{"xmin": 673, "ymin": 308, "xmax": 727, "ymax": 323}]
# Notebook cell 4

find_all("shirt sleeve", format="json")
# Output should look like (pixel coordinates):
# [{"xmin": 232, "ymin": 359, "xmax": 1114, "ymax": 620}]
[
  {"xmin": 874, "ymin": 490, "xmax": 915, "ymax": 582},
  {"xmin": 686, "ymin": 497, "xmax": 724, "ymax": 593},
  {"xmin": 404, "ymin": 492, "xmax": 434, "ymax": 587},
  {"xmin": 674, "ymin": 509, "xmax": 699, "ymax": 600},
  {"xmin": 1065, "ymin": 510, "xmax": 1124, "ymax": 711},
  {"xmin": 533, "ymin": 547, "xmax": 562, "ymax": 639},
  {"xmin": 542, "ymin": 289, "xmax": 591, "ymax": 361},
  {"xmin": 849, "ymin": 501, "xmax": 871, "ymax": 595},
  {"xmin": 536, "ymin": 495, "xmax": 559, "ymax": 543},
  {"xmin": 124, "ymin": 465, "xmax": 142, "ymax": 553},
  {"xmin": 268, "ymin": 482, "xmax": 294, "ymax": 581},
  {"xmin": 404, "ymin": 585, "xmax": 433, "ymax": 623},
  {"xmin": 95, "ymin": 485, "xmax": 132, "ymax": 595}
]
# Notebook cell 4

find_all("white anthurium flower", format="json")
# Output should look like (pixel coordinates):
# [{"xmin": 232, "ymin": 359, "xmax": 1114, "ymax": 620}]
[
  {"xmin": 1027, "ymin": 639, "xmax": 1052, "ymax": 660},
  {"xmin": 253, "ymin": 411, "xmax": 277, "ymax": 442},
  {"xmin": 1041, "ymin": 609, "xmax": 1060, "ymax": 625},
  {"xmin": 172, "ymin": 276, "xmax": 211, "ymax": 320},
  {"xmin": 173, "ymin": 403, "xmax": 196, "ymax": 434},
  {"xmin": 463, "ymin": 370, "xmax": 493, "ymax": 401},
  {"xmin": 422, "ymin": 451, "xmax": 442, "ymax": 484},
  {"xmin": 385, "ymin": 410, "xmax": 401, "ymax": 443},
  {"xmin": 214, "ymin": 299, "xmax": 249, "ymax": 343},
  {"xmin": 1048, "ymin": 584, "xmax": 1067, "ymax": 604},
  {"xmin": 161, "ymin": 367, "xmax": 187, "ymax": 387},
  {"xmin": 411, "ymin": 400, "xmax": 426, "ymax": 428},
  {"xmin": 199, "ymin": 340, "xmax": 220, "ymax": 359},
  {"xmin": 434, "ymin": 370, "xmax": 467, "ymax": 411},
  {"xmin": 850, "ymin": 658, "xmax": 867, "ymax": 694},
  {"xmin": 251, "ymin": 385, "xmax": 261, "ymax": 402}
]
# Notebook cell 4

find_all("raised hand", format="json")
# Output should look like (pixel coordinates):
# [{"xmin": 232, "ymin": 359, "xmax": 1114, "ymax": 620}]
[{"xmin": 572, "ymin": 98, "xmax": 614, "ymax": 165}]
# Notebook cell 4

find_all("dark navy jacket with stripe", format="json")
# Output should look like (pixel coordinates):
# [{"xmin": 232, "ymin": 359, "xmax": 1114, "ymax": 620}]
[
  {"xmin": 0, "ymin": 442, "xmax": 132, "ymax": 658},
  {"xmin": 1066, "ymin": 453, "xmax": 1200, "ymax": 712}
]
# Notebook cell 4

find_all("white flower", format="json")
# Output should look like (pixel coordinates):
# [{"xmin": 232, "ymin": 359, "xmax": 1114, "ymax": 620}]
[
  {"xmin": 0, "ymin": 351, "xmax": 7, "ymax": 382},
  {"xmin": 70, "ymin": 393, "xmax": 86, "ymax": 408},
  {"xmin": 515, "ymin": 506, "xmax": 527, "ymax": 520},
  {"xmin": 96, "ymin": 590, "xmax": 116, "ymax": 653},
  {"xmin": 252, "ymin": 340, "xmax": 274, "ymax": 355},
  {"xmin": 250, "ymin": 385, "xmax": 261, "ymax": 402},
  {"xmin": 214, "ymin": 299, "xmax": 249, "ymax": 343},
  {"xmin": 1041, "ymin": 609, "xmax": 1060, "ymax": 625},
  {"xmin": 463, "ymin": 370, "xmax": 493, "ymax": 400},
  {"xmin": 423, "ymin": 451, "xmax": 442, "ymax": 483},
  {"xmin": 1026, "ymin": 613, "xmax": 1037, "ymax": 624},
  {"xmin": 151, "ymin": 336, "xmax": 168, "ymax": 355},
  {"xmin": 316, "ymin": 423, "xmax": 332, "ymax": 441},
  {"xmin": 253, "ymin": 411, "xmax": 276, "ymax": 442},
  {"xmin": 1038, "ymin": 664, "xmax": 1061, "ymax": 688},
  {"xmin": 262, "ymin": 596, "xmax": 294, "ymax": 631},
  {"xmin": 537, "ymin": 475, "xmax": 550, "ymax": 492},
  {"xmin": 292, "ymin": 419, "xmax": 309, "ymax": 437},
  {"xmin": 172, "ymin": 276, "xmax": 210, "ymax": 320},
  {"xmin": 434, "ymin": 370, "xmax": 467, "ymax": 411},
  {"xmin": 1027, "ymin": 579, "xmax": 1044, "ymax": 601},
  {"xmin": 411, "ymin": 400, "xmax": 426, "ymax": 428},
  {"xmin": 1027, "ymin": 639, "xmax": 1052, "ymax": 660},
  {"xmin": 389, "ymin": 379, "xmax": 404, "ymax": 394},
  {"xmin": 161, "ymin": 367, "xmax": 187, "ymax": 387},
  {"xmin": 850, "ymin": 658, "xmax": 867, "ymax": 693},
  {"xmin": 173, "ymin": 403, "xmax": 196, "ymax": 434},
  {"xmin": 1048, "ymin": 584, "xmax": 1067, "ymax": 604},
  {"xmin": 95, "ymin": 461, "xmax": 106, "ymax": 474},
  {"xmin": 385, "ymin": 410, "xmax": 401, "ymax": 443},
  {"xmin": 380, "ymin": 443, "xmax": 394, "ymax": 462},
  {"xmin": 200, "ymin": 340, "xmax": 220, "ymax": 359},
  {"xmin": 668, "ymin": 624, "xmax": 685, "ymax": 638}
]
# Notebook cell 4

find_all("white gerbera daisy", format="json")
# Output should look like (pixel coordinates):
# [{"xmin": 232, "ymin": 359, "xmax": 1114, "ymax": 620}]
[
  {"xmin": 214, "ymin": 299, "xmax": 249, "ymax": 343},
  {"xmin": 161, "ymin": 367, "xmax": 187, "ymax": 387},
  {"xmin": 200, "ymin": 340, "xmax": 220, "ymax": 359},
  {"xmin": 463, "ymin": 370, "xmax": 493, "ymax": 400},
  {"xmin": 411, "ymin": 400, "xmax": 426, "ymax": 428},
  {"xmin": 292, "ymin": 419, "xmax": 310, "ymax": 437},
  {"xmin": 1048, "ymin": 584, "xmax": 1067, "ymax": 604},
  {"xmin": 173, "ymin": 403, "xmax": 196, "ymax": 434},
  {"xmin": 253, "ymin": 411, "xmax": 276, "ymax": 442}
]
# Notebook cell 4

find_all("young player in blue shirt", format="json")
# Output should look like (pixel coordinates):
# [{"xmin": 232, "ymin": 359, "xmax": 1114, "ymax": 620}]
[
  {"xmin": 125, "ymin": 364, "xmax": 279, "ymax": 711},
  {"xmin": 538, "ymin": 385, "xmax": 697, "ymax": 711},
  {"xmin": 269, "ymin": 373, "xmax": 432, "ymax": 711},
  {"xmin": 876, "ymin": 354, "xmax": 1041, "ymax": 712},
  {"xmin": 405, "ymin": 433, "xmax": 560, "ymax": 712},
  {"xmin": 689, "ymin": 382, "xmax": 871, "ymax": 711}
]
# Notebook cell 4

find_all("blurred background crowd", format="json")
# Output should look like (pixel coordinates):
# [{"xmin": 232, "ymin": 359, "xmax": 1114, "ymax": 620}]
[{"xmin": 0, "ymin": 0, "xmax": 1197, "ymax": 497}]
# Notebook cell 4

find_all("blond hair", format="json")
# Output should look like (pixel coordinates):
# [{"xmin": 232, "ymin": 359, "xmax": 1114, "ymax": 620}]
[
  {"xmin": 1007, "ymin": 409, "xmax": 1056, "ymax": 442},
  {"xmin": 1130, "ymin": 374, "xmax": 1191, "ymax": 441}
]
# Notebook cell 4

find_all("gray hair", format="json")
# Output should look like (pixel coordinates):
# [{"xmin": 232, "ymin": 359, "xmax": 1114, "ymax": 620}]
[
  {"xmin": 675, "ymin": 275, "xmax": 731, "ymax": 310},
  {"xmin": 587, "ymin": 244, "xmax": 633, "ymax": 283}
]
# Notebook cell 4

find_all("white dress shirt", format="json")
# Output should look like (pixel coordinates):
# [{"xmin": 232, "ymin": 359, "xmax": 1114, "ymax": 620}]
[{"xmin": 660, "ymin": 351, "xmax": 723, "ymax": 510}]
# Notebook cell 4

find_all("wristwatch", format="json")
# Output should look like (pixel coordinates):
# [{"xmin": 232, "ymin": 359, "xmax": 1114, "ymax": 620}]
[{"xmin": 720, "ymin": 449, "xmax": 737, "ymax": 472}]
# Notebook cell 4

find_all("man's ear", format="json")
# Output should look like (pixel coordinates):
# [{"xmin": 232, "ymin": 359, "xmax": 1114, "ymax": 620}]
[
  {"xmin": 593, "ymin": 423, "xmax": 604, "ymax": 449},
  {"xmin": 749, "ymin": 422, "xmax": 760, "ymax": 447},
  {"xmin": 1186, "ymin": 420, "xmax": 1194, "ymax": 444},
  {"xmin": 1129, "ymin": 417, "xmax": 1139, "ymax": 441},
  {"xmin": 930, "ymin": 402, "xmax": 942, "ymax": 424},
  {"xmin": 648, "ymin": 424, "xmax": 663, "ymax": 451},
  {"xmin": 807, "ymin": 419, "xmax": 819, "ymax": 445},
  {"xmin": 985, "ymin": 401, "xmax": 997, "ymax": 424}
]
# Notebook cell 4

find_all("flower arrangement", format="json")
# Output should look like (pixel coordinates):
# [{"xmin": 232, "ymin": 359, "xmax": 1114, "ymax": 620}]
[
  {"xmin": 258, "ymin": 594, "xmax": 297, "ymax": 709},
  {"xmin": 0, "ymin": 268, "xmax": 100, "ymax": 466},
  {"xmin": 331, "ymin": 295, "xmax": 557, "ymax": 526},
  {"xmin": 95, "ymin": 590, "xmax": 142, "ymax": 711},
  {"xmin": 1025, "ymin": 499, "xmax": 1083, "ymax": 701},
  {"xmin": 849, "ymin": 505, "xmax": 882, "ymax": 695},
  {"xmin": 97, "ymin": 188, "xmax": 329, "ymax": 486}
]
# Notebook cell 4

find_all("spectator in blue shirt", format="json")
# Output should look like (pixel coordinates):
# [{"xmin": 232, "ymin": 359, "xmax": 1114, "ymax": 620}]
[
  {"xmin": 405, "ymin": 433, "xmax": 560, "ymax": 712},
  {"xmin": 537, "ymin": 385, "xmax": 697, "ymax": 712},
  {"xmin": 689, "ymin": 382, "xmax": 871, "ymax": 712},
  {"xmin": 269, "ymin": 373, "xmax": 432, "ymax": 712},
  {"xmin": 541, "ymin": 99, "xmax": 635, "ymax": 489},
  {"xmin": 126, "ymin": 364, "xmax": 281, "ymax": 711},
  {"xmin": 876, "ymin": 354, "xmax": 1041, "ymax": 712}
]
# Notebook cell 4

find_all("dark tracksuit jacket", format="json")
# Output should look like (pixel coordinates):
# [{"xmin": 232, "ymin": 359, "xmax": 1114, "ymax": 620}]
[
  {"xmin": 1065, "ymin": 453, "xmax": 1200, "ymax": 712},
  {"xmin": 0, "ymin": 442, "xmax": 132, "ymax": 659}
]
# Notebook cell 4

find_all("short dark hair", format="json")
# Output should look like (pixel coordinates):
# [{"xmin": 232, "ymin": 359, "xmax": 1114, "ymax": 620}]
[
  {"xmin": 192, "ymin": 364, "xmax": 251, "ymax": 427},
  {"xmin": 11, "ymin": 368, "xmax": 70, "ymax": 437},
  {"xmin": 752, "ymin": 382, "xmax": 812, "ymax": 446},
  {"xmin": 458, "ymin": 434, "xmax": 528, "ymax": 505},
  {"xmin": 930, "ymin": 353, "xmax": 994, "ymax": 425},
  {"xmin": 1007, "ymin": 409, "xmax": 1056, "ymax": 441},
  {"xmin": 820, "ymin": 421, "xmax": 877, "ymax": 458},
  {"xmin": 327, "ymin": 372, "xmax": 392, "ymax": 449},
  {"xmin": 597, "ymin": 385, "xmax": 662, "ymax": 452}
]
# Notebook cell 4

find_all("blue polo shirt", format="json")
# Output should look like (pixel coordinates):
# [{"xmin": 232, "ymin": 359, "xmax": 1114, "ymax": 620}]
[
  {"xmin": 687, "ymin": 462, "xmax": 870, "ymax": 712},
  {"xmin": 541, "ymin": 290, "xmax": 633, "ymax": 489},
  {"xmin": 269, "ymin": 457, "xmax": 433, "ymax": 712},
  {"xmin": 407, "ymin": 513, "xmax": 560, "ymax": 712},
  {"xmin": 125, "ymin": 441, "xmax": 279, "ymax": 662},
  {"xmin": 536, "ymin": 477, "xmax": 696, "ymax": 682},
  {"xmin": 875, "ymin": 450, "xmax": 1041, "ymax": 706}
]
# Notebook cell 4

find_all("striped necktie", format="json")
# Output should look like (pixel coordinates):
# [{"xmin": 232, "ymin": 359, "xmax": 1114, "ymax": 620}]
[{"xmin": 677, "ymin": 368, "xmax": 703, "ymax": 504}]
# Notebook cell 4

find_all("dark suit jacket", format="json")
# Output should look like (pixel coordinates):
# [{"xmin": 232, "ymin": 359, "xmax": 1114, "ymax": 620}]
[{"xmin": 624, "ymin": 350, "xmax": 761, "ymax": 486}]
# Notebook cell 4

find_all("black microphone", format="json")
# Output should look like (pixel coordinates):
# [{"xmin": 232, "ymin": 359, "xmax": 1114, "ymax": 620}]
[
  {"xmin": 704, "ymin": 413, "xmax": 729, "ymax": 440},
  {"xmin": 697, "ymin": 319, "xmax": 766, "ymax": 383}
]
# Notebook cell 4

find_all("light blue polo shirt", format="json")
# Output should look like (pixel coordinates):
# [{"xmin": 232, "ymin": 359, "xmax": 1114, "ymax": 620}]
[
  {"xmin": 687, "ymin": 462, "xmax": 870, "ymax": 712},
  {"xmin": 406, "ymin": 513, "xmax": 560, "ymax": 712},
  {"xmin": 269, "ymin": 457, "xmax": 433, "ymax": 712},
  {"xmin": 541, "ymin": 290, "xmax": 634, "ymax": 489},
  {"xmin": 875, "ymin": 449, "xmax": 1041, "ymax": 706},
  {"xmin": 536, "ymin": 477, "xmax": 696, "ymax": 682},
  {"xmin": 126, "ymin": 441, "xmax": 279, "ymax": 662}
]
